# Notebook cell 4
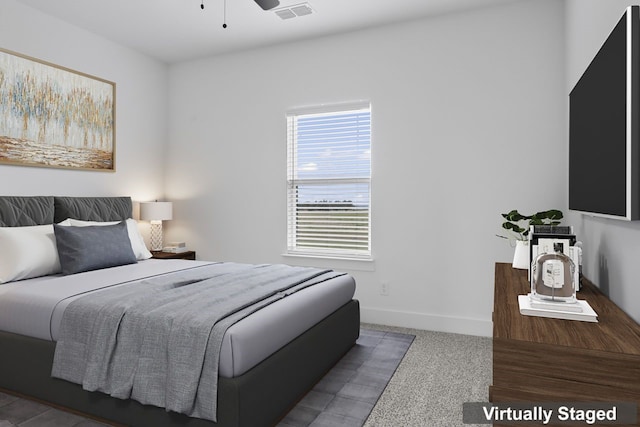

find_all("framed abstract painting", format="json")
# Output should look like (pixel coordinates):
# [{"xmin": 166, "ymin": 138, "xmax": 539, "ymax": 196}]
[{"xmin": 0, "ymin": 47, "xmax": 115, "ymax": 171}]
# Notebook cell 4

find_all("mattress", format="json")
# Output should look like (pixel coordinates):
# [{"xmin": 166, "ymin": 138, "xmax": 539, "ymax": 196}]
[{"xmin": 0, "ymin": 259, "xmax": 355, "ymax": 378}]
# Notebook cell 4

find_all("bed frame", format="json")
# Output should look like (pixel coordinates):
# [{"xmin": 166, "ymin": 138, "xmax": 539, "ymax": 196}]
[{"xmin": 0, "ymin": 196, "xmax": 360, "ymax": 427}]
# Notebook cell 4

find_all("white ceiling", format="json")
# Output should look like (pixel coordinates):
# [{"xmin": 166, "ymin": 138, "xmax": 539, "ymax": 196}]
[{"xmin": 17, "ymin": 0, "xmax": 522, "ymax": 64}]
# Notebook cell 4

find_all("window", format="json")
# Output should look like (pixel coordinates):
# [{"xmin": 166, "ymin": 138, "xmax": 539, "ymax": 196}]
[{"xmin": 287, "ymin": 102, "xmax": 371, "ymax": 259}]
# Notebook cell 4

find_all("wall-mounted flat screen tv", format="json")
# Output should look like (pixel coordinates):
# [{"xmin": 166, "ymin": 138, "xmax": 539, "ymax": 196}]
[{"xmin": 569, "ymin": 5, "xmax": 640, "ymax": 220}]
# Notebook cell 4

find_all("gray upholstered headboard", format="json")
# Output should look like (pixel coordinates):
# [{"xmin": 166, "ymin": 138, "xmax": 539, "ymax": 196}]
[
  {"xmin": 0, "ymin": 196, "xmax": 132, "ymax": 227},
  {"xmin": 53, "ymin": 197, "xmax": 132, "ymax": 223},
  {"xmin": 0, "ymin": 196, "xmax": 54, "ymax": 227}
]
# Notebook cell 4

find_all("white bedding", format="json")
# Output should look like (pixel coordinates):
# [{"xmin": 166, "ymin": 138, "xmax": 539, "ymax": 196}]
[{"xmin": 0, "ymin": 259, "xmax": 355, "ymax": 377}]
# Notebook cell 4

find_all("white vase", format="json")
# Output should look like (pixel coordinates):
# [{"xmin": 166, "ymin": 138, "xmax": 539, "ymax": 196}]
[{"xmin": 512, "ymin": 240, "xmax": 530, "ymax": 270}]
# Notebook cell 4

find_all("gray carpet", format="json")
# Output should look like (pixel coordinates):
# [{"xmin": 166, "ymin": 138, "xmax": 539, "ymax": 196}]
[{"xmin": 0, "ymin": 325, "xmax": 492, "ymax": 427}]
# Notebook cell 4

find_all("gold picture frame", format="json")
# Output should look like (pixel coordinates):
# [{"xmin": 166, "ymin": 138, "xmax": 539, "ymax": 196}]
[{"xmin": 0, "ymin": 47, "xmax": 116, "ymax": 171}]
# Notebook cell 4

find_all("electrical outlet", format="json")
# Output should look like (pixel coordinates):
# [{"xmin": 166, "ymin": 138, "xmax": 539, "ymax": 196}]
[{"xmin": 381, "ymin": 282, "xmax": 389, "ymax": 296}]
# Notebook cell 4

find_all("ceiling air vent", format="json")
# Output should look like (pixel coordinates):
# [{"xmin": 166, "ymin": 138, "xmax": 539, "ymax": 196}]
[{"xmin": 274, "ymin": 3, "xmax": 314, "ymax": 20}]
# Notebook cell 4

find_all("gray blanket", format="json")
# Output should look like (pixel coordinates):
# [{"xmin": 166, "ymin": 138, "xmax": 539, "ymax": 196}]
[{"xmin": 51, "ymin": 262, "xmax": 343, "ymax": 422}]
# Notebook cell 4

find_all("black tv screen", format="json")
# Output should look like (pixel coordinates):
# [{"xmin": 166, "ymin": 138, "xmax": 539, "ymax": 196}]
[{"xmin": 569, "ymin": 6, "xmax": 640, "ymax": 220}]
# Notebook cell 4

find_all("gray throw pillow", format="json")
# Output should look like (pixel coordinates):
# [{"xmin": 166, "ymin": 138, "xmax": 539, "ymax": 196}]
[{"xmin": 54, "ymin": 221, "xmax": 137, "ymax": 275}]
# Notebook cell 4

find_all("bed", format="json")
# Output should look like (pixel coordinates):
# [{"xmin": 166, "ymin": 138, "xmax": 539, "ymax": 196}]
[{"xmin": 0, "ymin": 196, "xmax": 360, "ymax": 427}]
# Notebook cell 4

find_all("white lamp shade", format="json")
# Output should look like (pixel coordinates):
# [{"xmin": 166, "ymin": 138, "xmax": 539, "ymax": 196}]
[{"xmin": 140, "ymin": 202, "xmax": 173, "ymax": 221}]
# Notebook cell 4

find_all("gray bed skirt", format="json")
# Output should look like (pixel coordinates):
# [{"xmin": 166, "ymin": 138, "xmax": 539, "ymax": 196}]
[{"xmin": 0, "ymin": 299, "xmax": 360, "ymax": 427}]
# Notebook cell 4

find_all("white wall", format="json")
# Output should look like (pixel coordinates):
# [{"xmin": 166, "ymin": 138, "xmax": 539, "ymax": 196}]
[
  {"xmin": 566, "ymin": 0, "xmax": 640, "ymax": 323},
  {"xmin": 0, "ymin": 0, "xmax": 169, "ymax": 203},
  {"xmin": 166, "ymin": 0, "xmax": 567, "ymax": 336}
]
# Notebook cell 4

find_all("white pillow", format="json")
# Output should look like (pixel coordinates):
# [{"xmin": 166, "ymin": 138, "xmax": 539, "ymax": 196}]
[
  {"xmin": 65, "ymin": 218, "xmax": 152, "ymax": 260},
  {"xmin": 0, "ymin": 225, "xmax": 61, "ymax": 283}
]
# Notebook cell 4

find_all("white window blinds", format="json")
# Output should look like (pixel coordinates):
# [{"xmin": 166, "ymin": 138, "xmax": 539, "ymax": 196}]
[{"xmin": 287, "ymin": 102, "xmax": 371, "ymax": 259}]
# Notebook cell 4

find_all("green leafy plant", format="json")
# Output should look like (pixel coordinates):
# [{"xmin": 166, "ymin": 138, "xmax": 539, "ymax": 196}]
[{"xmin": 498, "ymin": 209, "xmax": 563, "ymax": 241}]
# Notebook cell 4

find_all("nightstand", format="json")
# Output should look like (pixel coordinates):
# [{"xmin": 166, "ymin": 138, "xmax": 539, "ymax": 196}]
[{"xmin": 151, "ymin": 250, "xmax": 196, "ymax": 260}]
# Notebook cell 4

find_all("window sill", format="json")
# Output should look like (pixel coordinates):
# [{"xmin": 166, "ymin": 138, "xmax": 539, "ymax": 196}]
[{"xmin": 281, "ymin": 253, "xmax": 375, "ymax": 272}]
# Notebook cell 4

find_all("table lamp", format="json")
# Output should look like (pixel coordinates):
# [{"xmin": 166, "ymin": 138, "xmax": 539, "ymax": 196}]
[{"xmin": 140, "ymin": 201, "xmax": 173, "ymax": 251}]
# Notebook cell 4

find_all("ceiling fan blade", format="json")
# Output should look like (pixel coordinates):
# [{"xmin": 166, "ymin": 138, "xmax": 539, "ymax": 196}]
[{"xmin": 254, "ymin": 0, "xmax": 280, "ymax": 10}]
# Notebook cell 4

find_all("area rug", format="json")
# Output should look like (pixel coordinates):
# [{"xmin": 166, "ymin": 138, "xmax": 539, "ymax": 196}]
[
  {"xmin": 277, "ymin": 328, "xmax": 415, "ymax": 427},
  {"xmin": 0, "ymin": 328, "xmax": 414, "ymax": 427}
]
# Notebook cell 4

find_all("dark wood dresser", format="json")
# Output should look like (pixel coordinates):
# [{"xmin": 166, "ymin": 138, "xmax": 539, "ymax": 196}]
[{"xmin": 491, "ymin": 262, "xmax": 640, "ymax": 426}]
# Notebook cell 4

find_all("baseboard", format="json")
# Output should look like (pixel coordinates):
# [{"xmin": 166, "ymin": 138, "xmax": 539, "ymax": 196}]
[{"xmin": 361, "ymin": 306, "xmax": 492, "ymax": 337}]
